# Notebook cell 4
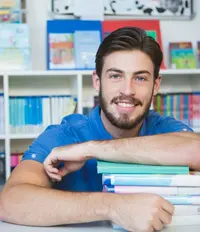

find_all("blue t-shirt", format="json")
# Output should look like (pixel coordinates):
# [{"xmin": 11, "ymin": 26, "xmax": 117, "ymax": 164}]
[{"xmin": 21, "ymin": 105, "xmax": 193, "ymax": 191}]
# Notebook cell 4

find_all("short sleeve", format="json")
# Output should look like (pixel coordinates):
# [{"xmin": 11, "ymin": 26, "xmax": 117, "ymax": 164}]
[
  {"xmin": 155, "ymin": 117, "xmax": 194, "ymax": 134},
  {"xmin": 21, "ymin": 125, "xmax": 76, "ymax": 164}
]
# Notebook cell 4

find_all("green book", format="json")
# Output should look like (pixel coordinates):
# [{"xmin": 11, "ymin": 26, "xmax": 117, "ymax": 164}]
[{"xmin": 97, "ymin": 161, "xmax": 189, "ymax": 175}]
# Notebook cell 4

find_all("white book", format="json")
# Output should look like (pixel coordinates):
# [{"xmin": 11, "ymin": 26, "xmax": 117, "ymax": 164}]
[
  {"xmin": 169, "ymin": 215, "xmax": 200, "ymax": 226},
  {"xmin": 174, "ymin": 205, "xmax": 200, "ymax": 216}
]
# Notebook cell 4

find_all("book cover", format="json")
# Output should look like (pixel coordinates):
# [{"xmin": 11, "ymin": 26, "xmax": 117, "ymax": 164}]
[
  {"xmin": 97, "ymin": 161, "xmax": 189, "ymax": 175},
  {"xmin": 74, "ymin": 30, "xmax": 101, "ymax": 69},
  {"xmin": 169, "ymin": 42, "xmax": 196, "ymax": 69},
  {"xmin": 49, "ymin": 33, "xmax": 75, "ymax": 69},
  {"xmin": 102, "ymin": 172, "xmax": 200, "ymax": 187}
]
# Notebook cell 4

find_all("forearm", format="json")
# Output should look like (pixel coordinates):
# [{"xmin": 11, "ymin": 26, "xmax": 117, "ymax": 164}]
[
  {"xmin": 1, "ymin": 184, "xmax": 112, "ymax": 226},
  {"xmin": 91, "ymin": 133, "xmax": 200, "ymax": 170}
]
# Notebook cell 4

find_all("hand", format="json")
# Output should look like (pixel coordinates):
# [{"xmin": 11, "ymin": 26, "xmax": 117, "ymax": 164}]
[
  {"xmin": 110, "ymin": 193, "xmax": 174, "ymax": 232},
  {"xmin": 43, "ymin": 143, "xmax": 92, "ymax": 182}
]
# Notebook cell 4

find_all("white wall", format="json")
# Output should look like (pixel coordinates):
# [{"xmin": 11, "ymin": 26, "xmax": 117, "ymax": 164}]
[{"xmin": 27, "ymin": 0, "xmax": 200, "ymax": 70}]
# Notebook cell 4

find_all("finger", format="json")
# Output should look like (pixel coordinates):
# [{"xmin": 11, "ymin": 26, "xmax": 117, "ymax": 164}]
[
  {"xmin": 46, "ymin": 170, "xmax": 62, "ymax": 182},
  {"xmin": 159, "ymin": 209, "xmax": 172, "ymax": 225},
  {"xmin": 152, "ymin": 218, "xmax": 163, "ymax": 231},
  {"xmin": 161, "ymin": 199, "xmax": 175, "ymax": 215},
  {"xmin": 58, "ymin": 166, "xmax": 70, "ymax": 177}
]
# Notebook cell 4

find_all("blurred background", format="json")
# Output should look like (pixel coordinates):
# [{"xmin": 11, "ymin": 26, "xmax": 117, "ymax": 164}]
[{"xmin": 0, "ymin": 0, "xmax": 199, "ymax": 188}]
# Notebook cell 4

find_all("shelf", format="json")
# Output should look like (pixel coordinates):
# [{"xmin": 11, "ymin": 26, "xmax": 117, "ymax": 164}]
[
  {"xmin": 160, "ymin": 69, "xmax": 200, "ymax": 75},
  {"xmin": 0, "ymin": 135, "xmax": 5, "ymax": 139},
  {"xmin": 0, "ymin": 69, "xmax": 200, "ymax": 77},
  {"xmin": 1, "ymin": 70, "xmax": 94, "ymax": 77},
  {"xmin": 9, "ymin": 134, "xmax": 39, "ymax": 139}
]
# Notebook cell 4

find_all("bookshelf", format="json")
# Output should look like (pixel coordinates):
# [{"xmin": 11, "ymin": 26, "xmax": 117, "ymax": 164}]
[{"xmin": 0, "ymin": 69, "xmax": 200, "ymax": 180}]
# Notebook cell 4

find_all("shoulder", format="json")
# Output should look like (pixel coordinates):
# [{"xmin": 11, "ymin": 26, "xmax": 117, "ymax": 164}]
[
  {"xmin": 145, "ymin": 110, "xmax": 193, "ymax": 134},
  {"xmin": 21, "ymin": 113, "xmax": 90, "ymax": 164}
]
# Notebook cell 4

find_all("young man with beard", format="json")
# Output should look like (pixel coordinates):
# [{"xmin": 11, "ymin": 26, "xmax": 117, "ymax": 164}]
[{"xmin": 1, "ymin": 27, "xmax": 200, "ymax": 232}]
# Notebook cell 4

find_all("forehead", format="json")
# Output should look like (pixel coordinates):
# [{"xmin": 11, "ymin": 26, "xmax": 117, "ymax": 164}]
[{"xmin": 103, "ymin": 50, "xmax": 154, "ymax": 74}]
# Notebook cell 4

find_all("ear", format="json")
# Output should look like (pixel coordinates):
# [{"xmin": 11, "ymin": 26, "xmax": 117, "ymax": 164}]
[
  {"xmin": 153, "ymin": 75, "xmax": 162, "ymax": 96},
  {"xmin": 92, "ymin": 71, "xmax": 100, "ymax": 93}
]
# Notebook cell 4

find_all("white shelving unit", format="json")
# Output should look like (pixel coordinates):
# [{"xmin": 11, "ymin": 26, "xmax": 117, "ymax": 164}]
[{"xmin": 0, "ymin": 69, "xmax": 200, "ymax": 180}]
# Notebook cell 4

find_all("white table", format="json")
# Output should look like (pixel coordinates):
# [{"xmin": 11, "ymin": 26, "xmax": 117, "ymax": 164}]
[{"xmin": 1, "ymin": 221, "xmax": 200, "ymax": 232}]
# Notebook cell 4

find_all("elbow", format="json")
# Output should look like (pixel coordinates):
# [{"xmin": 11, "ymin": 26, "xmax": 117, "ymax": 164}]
[
  {"xmin": 0, "ymin": 185, "xmax": 20, "ymax": 224},
  {"xmin": 188, "ymin": 141, "xmax": 200, "ymax": 171}
]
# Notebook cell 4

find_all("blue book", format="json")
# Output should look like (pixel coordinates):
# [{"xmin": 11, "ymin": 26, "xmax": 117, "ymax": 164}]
[{"xmin": 97, "ymin": 161, "xmax": 189, "ymax": 175}]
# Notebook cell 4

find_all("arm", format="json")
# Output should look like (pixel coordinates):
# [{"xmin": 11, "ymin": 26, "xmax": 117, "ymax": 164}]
[
  {"xmin": 0, "ymin": 160, "xmax": 110, "ymax": 226},
  {"xmin": 45, "ymin": 131, "xmax": 200, "ymax": 179},
  {"xmin": 91, "ymin": 132, "xmax": 200, "ymax": 169}
]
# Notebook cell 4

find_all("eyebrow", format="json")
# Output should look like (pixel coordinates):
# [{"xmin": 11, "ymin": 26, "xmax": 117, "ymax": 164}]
[{"xmin": 106, "ymin": 68, "xmax": 151, "ymax": 76}]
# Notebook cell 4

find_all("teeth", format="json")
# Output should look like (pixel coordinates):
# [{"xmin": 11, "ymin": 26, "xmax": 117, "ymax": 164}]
[{"xmin": 117, "ymin": 102, "xmax": 134, "ymax": 108}]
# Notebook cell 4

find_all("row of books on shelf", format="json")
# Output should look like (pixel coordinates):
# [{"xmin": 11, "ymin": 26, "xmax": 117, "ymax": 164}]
[
  {"xmin": 0, "ymin": 19, "xmax": 200, "ymax": 71},
  {"xmin": 0, "ymin": 152, "xmax": 23, "ymax": 179},
  {"xmin": 153, "ymin": 92, "xmax": 200, "ymax": 128},
  {"xmin": 98, "ymin": 161, "xmax": 200, "ymax": 228},
  {"xmin": 9, "ymin": 95, "xmax": 77, "ymax": 134},
  {"xmin": 0, "ymin": 94, "xmax": 77, "ymax": 135},
  {"xmin": 0, "ymin": 92, "xmax": 200, "ymax": 135},
  {"xmin": 47, "ymin": 19, "xmax": 200, "ymax": 71}
]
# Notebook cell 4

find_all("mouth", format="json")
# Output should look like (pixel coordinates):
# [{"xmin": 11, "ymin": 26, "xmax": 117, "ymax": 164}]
[{"xmin": 115, "ymin": 101, "xmax": 137, "ymax": 113}]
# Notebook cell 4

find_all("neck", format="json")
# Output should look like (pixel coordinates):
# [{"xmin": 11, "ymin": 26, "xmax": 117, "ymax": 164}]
[{"xmin": 100, "ymin": 110, "xmax": 143, "ymax": 139}]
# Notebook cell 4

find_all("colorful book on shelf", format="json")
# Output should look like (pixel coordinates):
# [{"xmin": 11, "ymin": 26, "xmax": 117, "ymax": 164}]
[
  {"xmin": 97, "ymin": 161, "xmax": 189, "ymax": 174},
  {"xmin": 169, "ymin": 42, "xmax": 196, "ymax": 69},
  {"xmin": 103, "ymin": 185, "xmax": 200, "ymax": 196},
  {"xmin": 198, "ymin": 41, "xmax": 200, "ymax": 68},
  {"xmin": 102, "ymin": 172, "xmax": 200, "ymax": 187}
]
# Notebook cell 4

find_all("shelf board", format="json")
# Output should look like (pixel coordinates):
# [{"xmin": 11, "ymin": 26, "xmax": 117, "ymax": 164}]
[
  {"xmin": 9, "ymin": 134, "xmax": 39, "ymax": 139},
  {"xmin": 0, "ymin": 135, "xmax": 5, "ymax": 139},
  {"xmin": 160, "ymin": 69, "xmax": 200, "ymax": 75},
  {"xmin": 2, "ymin": 70, "xmax": 94, "ymax": 77},
  {"xmin": 0, "ymin": 69, "xmax": 200, "ymax": 77}
]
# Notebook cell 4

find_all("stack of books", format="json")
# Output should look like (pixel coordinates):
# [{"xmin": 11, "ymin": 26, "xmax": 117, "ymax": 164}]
[{"xmin": 97, "ymin": 161, "xmax": 200, "ymax": 229}]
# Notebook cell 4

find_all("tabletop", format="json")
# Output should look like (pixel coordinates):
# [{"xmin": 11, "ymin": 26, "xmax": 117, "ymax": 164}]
[{"xmin": 1, "ymin": 221, "xmax": 200, "ymax": 232}]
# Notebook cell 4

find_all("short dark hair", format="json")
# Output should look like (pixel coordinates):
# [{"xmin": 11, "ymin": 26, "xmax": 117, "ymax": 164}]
[{"xmin": 95, "ymin": 27, "xmax": 163, "ymax": 80}]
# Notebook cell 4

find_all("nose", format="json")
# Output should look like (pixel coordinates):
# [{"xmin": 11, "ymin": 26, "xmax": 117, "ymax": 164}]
[{"xmin": 120, "ymin": 79, "xmax": 135, "ymax": 96}]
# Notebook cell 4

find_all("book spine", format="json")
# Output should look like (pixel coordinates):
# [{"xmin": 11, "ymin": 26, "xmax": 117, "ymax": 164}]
[
  {"xmin": 105, "ymin": 185, "xmax": 200, "ymax": 196},
  {"xmin": 164, "ymin": 195, "xmax": 200, "ymax": 205},
  {"xmin": 102, "ymin": 174, "xmax": 200, "ymax": 187}
]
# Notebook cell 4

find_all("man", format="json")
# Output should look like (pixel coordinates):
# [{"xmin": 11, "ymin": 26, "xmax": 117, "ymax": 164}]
[{"xmin": 1, "ymin": 27, "xmax": 200, "ymax": 232}]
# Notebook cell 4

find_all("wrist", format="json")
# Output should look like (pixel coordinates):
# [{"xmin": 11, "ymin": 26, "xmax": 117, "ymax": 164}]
[
  {"xmin": 94, "ymin": 192, "xmax": 116, "ymax": 221},
  {"xmin": 84, "ymin": 140, "xmax": 101, "ymax": 160}
]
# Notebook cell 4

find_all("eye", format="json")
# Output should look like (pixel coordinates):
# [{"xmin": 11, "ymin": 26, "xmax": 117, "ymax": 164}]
[
  {"xmin": 135, "ymin": 76, "xmax": 146, "ymax": 81},
  {"xmin": 110, "ymin": 74, "xmax": 122, "ymax": 80}
]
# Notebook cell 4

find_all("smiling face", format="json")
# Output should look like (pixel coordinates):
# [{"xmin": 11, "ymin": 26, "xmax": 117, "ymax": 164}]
[{"xmin": 93, "ymin": 50, "xmax": 161, "ymax": 131}]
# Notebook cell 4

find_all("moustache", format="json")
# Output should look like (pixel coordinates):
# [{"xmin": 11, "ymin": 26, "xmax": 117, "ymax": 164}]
[{"xmin": 111, "ymin": 94, "xmax": 142, "ymax": 106}]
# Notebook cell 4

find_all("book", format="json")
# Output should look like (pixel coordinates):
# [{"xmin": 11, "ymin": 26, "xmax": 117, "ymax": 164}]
[
  {"xmin": 175, "ymin": 205, "xmax": 200, "ymax": 216},
  {"xmin": 169, "ymin": 42, "xmax": 196, "ymax": 69},
  {"xmin": 103, "ymin": 185, "xmax": 200, "ymax": 196},
  {"xmin": 49, "ymin": 33, "xmax": 75, "ymax": 69},
  {"xmin": 97, "ymin": 161, "xmax": 189, "ymax": 175},
  {"xmin": 112, "ymin": 215, "xmax": 200, "ymax": 230},
  {"xmin": 102, "ymin": 172, "xmax": 200, "ymax": 187}
]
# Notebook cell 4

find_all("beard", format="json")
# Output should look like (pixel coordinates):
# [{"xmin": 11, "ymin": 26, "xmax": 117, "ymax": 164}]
[{"xmin": 99, "ymin": 87, "xmax": 153, "ymax": 130}]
